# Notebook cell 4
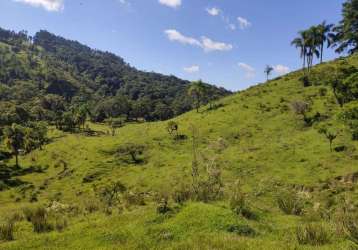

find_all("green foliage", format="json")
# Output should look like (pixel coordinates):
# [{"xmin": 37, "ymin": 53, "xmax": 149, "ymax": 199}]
[
  {"xmin": 26, "ymin": 207, "xmax": 54, "ymax": 233},
  {"xmin": 277, "ymin": 191, "xmax": 304, "ymax": 215},
  {"xmin": 115, "ymin": 143, "xmax": 146, "ymax": 164},
  {"xmin": 296, "ymin": 223, "xmax": 331, "ymax": 246},
  {"xmin": 95, "ymin": 181, "xmax": 126, "ymax": 208},
  {"xmin": 0, "ymin": 220, "xmax": 14, "ymax": 241},
  {"xmin": 333, "ymin": 0, "xmax": 358, "ymax": 54}
]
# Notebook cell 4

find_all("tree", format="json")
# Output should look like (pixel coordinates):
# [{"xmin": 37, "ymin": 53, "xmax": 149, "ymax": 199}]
[
  {"xmin": 317, "ymin": 21, "xmax": 334, "ymax": 63},
  {"xmin": 333, "ymin": 0, "xmax": 358, "ymax": 54},
  {"xmin": 291, "ymin": 31, "xmax": 309, "ymax": 70},
  {"xmin": 107, "ymin": 117, "xmax": 124, "ymax": 136},
  {"xmin": 188, "ymin": 80, "xmax": 206, "ymax": 113},
  {"xmin": 264, "ymin": 65, "xmax": 274, "ymax": 81},
  {"xmin": 166, "ymin": 121, "xmax": 178, "ymax": 137},
  {"xmin": 95, "ymin": 181, "xmax": 126, "ymax": 208},
  {"xmin": 319, "ymin": 127, "xmax": 338, "ymax": 152},
  {"xmin": 3, "ymin": 124, "xmax": 25, "ymax": 167}
]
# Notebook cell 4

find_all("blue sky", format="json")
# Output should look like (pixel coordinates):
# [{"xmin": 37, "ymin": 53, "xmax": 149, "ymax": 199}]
[{"xmin": 0, "ymin": 0, "xmax": 346, "ymax": 91}]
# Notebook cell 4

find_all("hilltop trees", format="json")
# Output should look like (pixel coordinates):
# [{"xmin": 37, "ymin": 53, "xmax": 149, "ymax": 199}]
[
  {"xmin": 333, "ymin": 0, "xmax": 358, "ymax": 54},
  {"xmin": 292, "ymin": 23, "xmax": 334, "ymax": 71}
]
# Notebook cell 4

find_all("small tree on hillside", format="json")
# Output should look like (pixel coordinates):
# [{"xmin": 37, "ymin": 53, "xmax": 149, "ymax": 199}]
[
  {"xmin": 264, "ymin": 65, "xmax": 274, "ymax": 81},
  {"xmin": 319, "ymin": 127, "xmax": 339, "ymax": 152},
  {"xmin": 166, "ymin": 121, "xmax": 178, "ymax": 137},
  {"xmin": 3, "ymin": 124, "xmax": 25, "ymax": 167},
  {"xmin": 188, "ymin": 80, "xmax": 206, "ymax": 113}
]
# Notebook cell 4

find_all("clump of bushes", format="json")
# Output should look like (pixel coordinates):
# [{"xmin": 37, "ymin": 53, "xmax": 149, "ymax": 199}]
[
  {"xmin": 296, "ymin": 223, "xmax": 331, "ymax": 246},
  {"xmin": 172, "ymin": 184, "xmax": 192, "ymax": 205},
  {"xmin": 277, "ymin": 191, "xmax": 304, "ymax": 215},
  {"xmin": 0, "ymin": 220, "xmax": 15, "ymax": 241},
  {"xmin": 115, "ymin": 143, "xmax": 146, "ymax": 164},
  {"xmin": 227, "ymin": 224, "xmax": 256, "ymax": 237},
  {"xmin": 157, "ymin": 197, "xmax": 171, "ymax": 214},
  {"xmin": 123, "ymin": 191, "xmax": 146, "ymax": 208},
  {"xmin": 230, "ymin": 181, "xmax": 256, "ymax": 220},
  {"xmin": 23, "ymin": 207, "xmax": 53, "ymax": 233}
]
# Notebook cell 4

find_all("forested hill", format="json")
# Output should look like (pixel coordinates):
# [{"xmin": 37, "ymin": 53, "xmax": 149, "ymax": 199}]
[{"xmin": 0, "ymin": 27, "xmax": 230, "ymax": 124}]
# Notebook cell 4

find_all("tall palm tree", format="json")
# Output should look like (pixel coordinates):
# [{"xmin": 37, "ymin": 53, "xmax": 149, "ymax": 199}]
[
  {"xmin": 317, "ymin": 21, "xmax": 334, "ymax": 63},
  {"xmin": 264, "ymin": 65, "xmax": 274, "ymax": 81},
  {"xmin": 305, "ymin": 26, "xmax": 321, "ymax": 72},
  {"xmin": 291, "ymin": 31, "xmax": 308, "ymax": 70}
]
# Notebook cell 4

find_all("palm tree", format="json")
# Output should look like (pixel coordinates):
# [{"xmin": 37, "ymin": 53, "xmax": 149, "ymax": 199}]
[
  {"xmin": 291, "ymin": 31, "xmax": 308, "ymax": 70},
  {"xmin": 305, "ymin": 26, "xmax": 321, "ymax": 72},
  {"xmin": 317, "ymin": 21, "xmax": 334, "ymax": 63},
  {"xmin": 264, "ymin": 65, "xmax": 274, "ymax": 81}
]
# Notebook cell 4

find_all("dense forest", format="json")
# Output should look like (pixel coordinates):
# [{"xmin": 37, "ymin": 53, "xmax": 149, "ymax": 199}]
[{"xmin": 0, "ymin": 28, "xmax": 230, "ymax": 128}]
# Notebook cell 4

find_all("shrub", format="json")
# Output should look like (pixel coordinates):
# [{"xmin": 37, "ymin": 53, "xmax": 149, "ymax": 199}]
[
  {"xmin": 116, "ymin": 143, "xmax": 146, "ymax": 164},
  {"xmin": 296, "ymin": 223, "xmax": 331, "ymax": 246},
  {"xmin": 24, "ymin": 207, "xmax": 53, "ymax": 233},
  {"xmin": 0, "ymin": 221, "xmax": 14, "ymax": 241},
  {"xmin": 299, "ymin": 75, "xmax": 311, "ymax": 87},
  {"xmin": 277, "ymin": 191, "xmax": 304, "ymax": 215},
  {"xmin": 157, "ymin": 197, "xmax": 171, "ymax": 214},
  {"xmin": 227, "ymin": 224, "xmax": 256, "ymax": 237},
  {"xmin": 319, "ymin": 87, "xmax": 328, "ymax": 97},
  {"xmin": 84, "ymin": 199, "xmax": 100, "ymax": 213},
  {"xmin": 123, "ymin": 191, "xmax": 146, "ymax": 208},
  {"xmin": 172, "ymin": 184, "xmax": 192, "ymax": 204},
  {"xmin": 95, "ymin": 181, "xmax": 126, "ymax": 208},
  {"xmin": 230, "ymin": 181, "xmax": 256, "ymax": 220},
  {"xmin": 54, "ymin": 217, "xmax": 68, "ymax": 232},
  {"xmin": 166, "ymin": 121, "xmax": 178, "ymax": 137}
]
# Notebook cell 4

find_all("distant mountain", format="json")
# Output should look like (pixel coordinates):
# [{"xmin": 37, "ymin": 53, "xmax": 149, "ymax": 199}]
[{"xmin": 0, "ymin": 27, "xmax": 230, "ymax": 124}]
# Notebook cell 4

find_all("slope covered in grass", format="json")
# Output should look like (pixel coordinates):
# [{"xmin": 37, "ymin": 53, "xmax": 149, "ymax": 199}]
[{"xmin": 0, "ymin": 54, "xmax": 358, "ymax": 249}]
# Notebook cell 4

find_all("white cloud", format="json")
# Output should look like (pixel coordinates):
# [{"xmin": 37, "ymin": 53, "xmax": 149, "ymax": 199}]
[
  {"xmin": 164, "ymin": 29, "xmax": 201, "ymax": 47},
  {"xmin": 164, "ymin": 29, "xmax": 233, "ymax": 52},
  {"xmin": 159, "ymin": 0, "xmax": 181, "ymax": 8},
  {"xmin": 206, "ymin": 7, "xmax": 220, "ymax": 16},
  {"xmin": 238, "ymin": 62, "xmax": 255, "ymax": 78},
  {"xmin": 201, "ymin": 37, "xmax": 233, "ymax": 52},
  {"xmin": 228, "ymin": 23, "xmax": 236, "ymax": 30},
  {"xmin": 237, "ymin": 16, "xmax": 251, "ymax": 29},
  {"xmin": 184, "ymin": 65, "xmax": 200, "ymax": 73},
  {"xmin": 118, "ymin": 0, "xmax": 130, "ymax": 5},
  {"xmin": 274, "ymin": 65, "xmax": 290, "ymax": 75},
  {"xmin": 13, "ymin": 0, "xmax": 64, "ymax": 11}
]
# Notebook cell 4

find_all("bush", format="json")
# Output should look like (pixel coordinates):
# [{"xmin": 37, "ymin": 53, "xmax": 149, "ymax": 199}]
[
  {"xmin": 54, "ymin": 217, "xmax": 68, "ymax": 232},
  {"xmin": 0, "ymin": 221, "xmax": 14, "ymax": 241},
  {"xmin": 84, "ymin": 199, "xmax": 100, "ymax": 213},
  {"xmin": 115, "ymin": 143, "xmax": 146, "ymax": 164},
  {"xmin": 227, "ymin": 224, "xmax": 256, "ymax": 237},
  {"xmin": 296, "ymin": 223, "xmax": 331, "ymax": 246},
  {"xmin": 229, "ymin": 181, "xmax": 256, "ymax": 219},
  {"xmin": 277, "ymin": 191, "xmax": 304, "ymax": 215},
  {"xmin": 123, "ymin": 191, "xmax": 146, "ymax": 208},
  {"xmin": 157, "ymin": 197, "xmax": 171, "ymax": 214},
  {"xmin": 24, "ymin": 207, "xmax": 53, "ymax": 233},
  {"xmin": 172, "ymin": 184, "xmax": 192, "ymax": 204}
]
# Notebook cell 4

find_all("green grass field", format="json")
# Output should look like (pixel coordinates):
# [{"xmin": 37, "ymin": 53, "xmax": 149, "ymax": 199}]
[{"xmin": 0, "ymin": 54, "xmax": 358, "ymax": 249}]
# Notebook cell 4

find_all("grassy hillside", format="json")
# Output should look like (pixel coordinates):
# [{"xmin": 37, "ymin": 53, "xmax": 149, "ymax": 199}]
[{"xmin": 0, "ymin": 54, "xmax": 358, "ymax": 249}]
